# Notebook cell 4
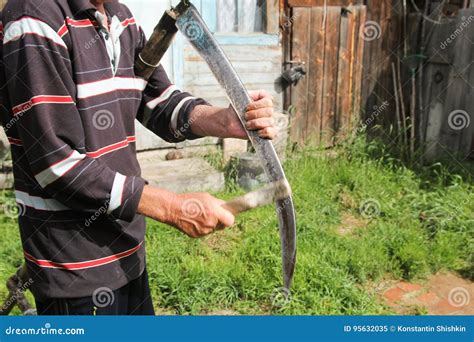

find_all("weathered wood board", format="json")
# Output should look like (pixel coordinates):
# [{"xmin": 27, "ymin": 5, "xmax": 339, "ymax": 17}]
[
  {"xmin": 183, "ymin": 44, "xmax": 283, "ymax": 110},
  {"xmin": 288, "ymin": 7, "xmax": 312, "ymax": 144},
  {"xmin": 289, "ymin": 4, "xmax": 366, "ymax": 146},
  {"xmin": 289, "ymin": 0, "xmax": 363, "ymax": 6},
  {"xmin": 422, "ymin": 8, "xmax": 474, "ymax": 160},
  {"xmin": 305, "ymin": 6, "xmax": 326, "ymax": 144},
  {"xmin": 320, "ymin": 7, "xmax": 342, "ymax": 145},
  {"xmin": 360, "ymin": 0, "xmax": 401, "ymax": 130}
]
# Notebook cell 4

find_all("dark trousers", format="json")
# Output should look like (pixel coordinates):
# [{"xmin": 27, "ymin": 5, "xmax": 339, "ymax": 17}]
[{"xmin": 35, "ymin": 268, "xmax": 155, "ymax": 315}]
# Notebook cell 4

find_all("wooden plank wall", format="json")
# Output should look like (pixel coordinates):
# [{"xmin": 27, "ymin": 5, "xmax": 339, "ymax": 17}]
[
  {"xmin": 289, "ymin": 4, "xmax": 366, "ymax": 146},
  {"xmin": 183, "ymin": 44, "xmax": 283, "ymax": 110},
  {"xmin": 360, "ymin": 0, "xmax": 403, "ymax": 131},
  {"xmin": 359, "ymin": 0, "xmax": 473, "ymax": 160},
  {"xmin": 287, "ymin": 0, "xmax": 473, "ymax": 158},
  {"xmin": 422, "ymin": 8, "xmax": 474, "ymax": 160},
  {"xmin": 136, "ymin": 43, "xmax": 283, "ymax": 153}
]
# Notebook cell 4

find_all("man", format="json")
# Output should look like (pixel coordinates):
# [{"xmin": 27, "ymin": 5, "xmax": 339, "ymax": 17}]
[{"xmin": 0, "ymin": 0, "xmax": 277, "ymax": 315}]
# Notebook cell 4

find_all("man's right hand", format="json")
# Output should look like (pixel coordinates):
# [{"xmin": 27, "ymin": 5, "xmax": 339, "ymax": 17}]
[{"xmin": 137, "ymin": 186, "xmax": 235, "ymax": 238}]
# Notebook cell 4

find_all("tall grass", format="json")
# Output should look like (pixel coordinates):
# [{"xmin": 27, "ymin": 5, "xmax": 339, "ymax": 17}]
[{"xmin": 0, "ymin": 136, "xmax": 472, "ymax": 315}]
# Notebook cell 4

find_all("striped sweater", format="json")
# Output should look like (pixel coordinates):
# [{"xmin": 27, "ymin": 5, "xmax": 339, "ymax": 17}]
[{"xmin": 0, "ymin": 0, "xmax": 207, "ymax": 299}]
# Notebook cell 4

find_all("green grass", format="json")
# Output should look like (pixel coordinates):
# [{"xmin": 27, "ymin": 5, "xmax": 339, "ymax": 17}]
[{"xmin": 0, "ymin": 136, "xmax": 473, "ymax": 315}]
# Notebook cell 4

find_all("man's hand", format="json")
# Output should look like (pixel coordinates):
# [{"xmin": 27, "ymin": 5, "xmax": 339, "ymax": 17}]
[
  {"xmin": 138, "ymin": 186, "xmax": 235, "ymax": 238},
  {"xmin": 243, "ymin": 90, "xmax": 277, "ymax": 140},
  {"xmin": 188, "ymin": 89, "xmax": 278, "ymax": 140},
  {"xmin": 169, "ymin": 192, "xmax": 235, "ymax": 237}
]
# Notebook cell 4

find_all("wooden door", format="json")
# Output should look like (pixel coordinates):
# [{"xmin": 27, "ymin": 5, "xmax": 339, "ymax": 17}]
[{"xmin": 287, "ymin": 0, "xmax": 366, "ymax": 147}]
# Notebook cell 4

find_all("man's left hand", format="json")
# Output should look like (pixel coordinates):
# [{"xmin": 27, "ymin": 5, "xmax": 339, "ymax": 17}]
[
  {"xmin": 230, "ymin": 89, "xmax": 277, "ymax": 140},
  {"xmin": 188, "ymin": 90, "xmax": 278, "ymax": 140}
]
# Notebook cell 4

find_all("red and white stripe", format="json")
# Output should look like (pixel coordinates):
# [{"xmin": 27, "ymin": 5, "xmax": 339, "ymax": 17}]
[
  {"xmin": 35, "ymin": 150, "xmax": 86, "ymax": 188},
  {"xmin": 66, "ymin": 17, "xmax": 98, "ymax": 28},
  {"xmin": 146, "ymin": 85, "xmax": 180, "ymax": 110},
  {"xmin": 76, "ymin": 77, "xmax": 148, "ymax": 99},
  {"xmin": 7, "ymin": 137, "xmax": 23, "ymax": 147},
  {"xmin": 15, "ymin": 190, "xmax": 70, "ymax": 212},
  {"xmin": 3, "ymin": 17, "xmax": 67, "ymax": 48},
  {"xmin": 24, "ymin": 242, "xmax": 143, "ymax": 270},
  {"xmin": 121, "ymin": 17, "xmax": 136, "ymax": 29},
  {"xmin": 57, "ymin": 23, "xmax": 68, "ymax": 38},
  {"xmin": 12, "ymin": 95, "xmax": 75, "ymax": 116},
  {"xmin": 86, "ymin": 136, "xmax": 136, "ymax": 159},
  {"xmin": 107, "ymin": 173, "xmax": 127, "ymax": 214}
]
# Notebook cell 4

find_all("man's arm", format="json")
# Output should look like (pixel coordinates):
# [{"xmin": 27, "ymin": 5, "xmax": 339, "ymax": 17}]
[
  {"xmin": 188, "ymin": 90, "xmax": 277, "ymax": 140},
  {"xmin": 135, "ymin": 26, "xmax": 208, "ymax": 143},
  {"xmin": 135, "ymin": 27, "xmax": 276, "ymax": 143}
]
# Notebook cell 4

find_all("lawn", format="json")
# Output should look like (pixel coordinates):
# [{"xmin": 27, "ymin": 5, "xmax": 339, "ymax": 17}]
[{"xmin": 0, "ymin": 137, "xmax": 473, "ymax": 315}]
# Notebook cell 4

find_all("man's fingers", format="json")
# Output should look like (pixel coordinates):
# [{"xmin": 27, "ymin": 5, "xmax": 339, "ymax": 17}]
[
  {"xmin": 216, "ymin": 206, "xmax": 235, "ymax": 228},
  {"xmin": 258, "ymin": 127, "xmax": 278, "ymax": 139},
  {"xmin": 200, "ymin": 227, "xmax": 215, "ymax": 236},
  {"xmin": 176, "ymin": 193, "xmax": 236, "ymax": 237},
  {"xmin": 248, "ymin": 89, "xmax": 272, "ymax": 102},
  {"xmin": 247, "ymin": 96, "xmax": 273, "ymax": 111},
  {"xmin": 245, "ymin": 107, "xmax": 274, "ymax": 120},
  {"xmin": 246, "ymin": 117, "xmax": 274, "ymax": 130}
]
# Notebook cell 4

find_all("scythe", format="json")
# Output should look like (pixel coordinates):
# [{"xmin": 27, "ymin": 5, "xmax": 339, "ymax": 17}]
[{"xmin": 136, "ymin": 1, "xmax": 297, "ymax": 289}]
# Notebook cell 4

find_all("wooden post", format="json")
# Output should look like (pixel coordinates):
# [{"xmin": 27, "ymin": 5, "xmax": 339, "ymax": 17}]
[{"xmin": 266, "ymin": 0, "xmax": 280, "ymax": 34}]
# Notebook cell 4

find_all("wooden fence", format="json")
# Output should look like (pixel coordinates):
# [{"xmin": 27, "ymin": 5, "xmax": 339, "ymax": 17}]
[
  {"xmin": 421, "ymin": 7, "xmax": 474, "ymax": 160},
  {"xmin": 287, "ymin": 0, "xmax": 473, "ymax": 160},
  {"xmin": 287, "ymin": 1, "xmax": 366, "ymax": 146}
]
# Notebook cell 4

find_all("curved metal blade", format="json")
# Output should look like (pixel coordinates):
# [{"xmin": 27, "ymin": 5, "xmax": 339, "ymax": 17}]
[{"xmin": 176, "ymin": 4, "xmax": 297, "ymax": 289}]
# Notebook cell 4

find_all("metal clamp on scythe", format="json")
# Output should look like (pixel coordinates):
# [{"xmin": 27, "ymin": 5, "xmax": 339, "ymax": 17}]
[{"xmin": 1, "ymin": 0, "xmax": 297, "ymax": 315}]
